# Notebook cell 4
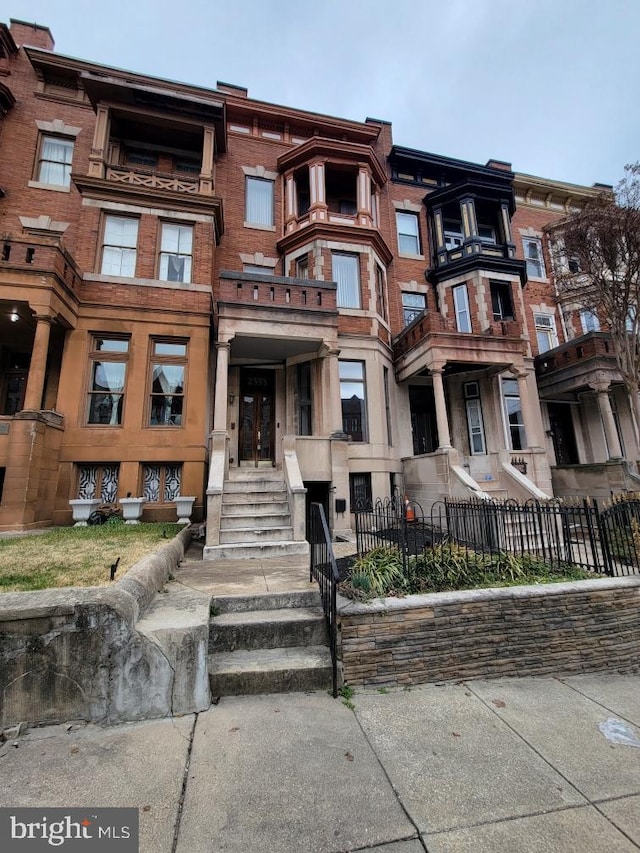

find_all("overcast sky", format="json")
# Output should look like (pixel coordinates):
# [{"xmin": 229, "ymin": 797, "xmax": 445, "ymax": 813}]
[{"xmin": 7, "ymin": 0, "xmax": 638, "ymax": 187}]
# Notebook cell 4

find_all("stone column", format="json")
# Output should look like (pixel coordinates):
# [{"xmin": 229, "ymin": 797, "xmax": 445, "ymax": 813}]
[
  {"xmin": 431, "ymin": 366, "xmax": 452, "ymax": 449},
  {"xmin": 213, "ymin": 341, "xmax": 230, "ymax": 432},
  {"xmin": 357, "ymin": 165, "xmax": 372, "ymax": 226},
  {"xmin": 88, "ymin": 104, "xmax": 110, "ymax": 179},
  {"xmin": 320, "ymin": 346, "xmax": 345, "ymax": 437},
  {"xmin": 23, "ymin": 316, "xmax": 52, "ymax": 411},
  {"xmin": 513, "ymin": 371, "xmax": 535, "ymax": 448},
  {"xmin": 593, "ymin": 382, "xmax": 623, "ymax": 459},
  {"xmin": 199, "ymin": 125, "xmax": 216, "ymax": 195}
]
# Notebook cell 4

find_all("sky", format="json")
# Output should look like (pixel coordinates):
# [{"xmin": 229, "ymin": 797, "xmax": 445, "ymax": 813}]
[{"xmin": 6, "ymin": 0, "xmax": 639, "ymax": 187}]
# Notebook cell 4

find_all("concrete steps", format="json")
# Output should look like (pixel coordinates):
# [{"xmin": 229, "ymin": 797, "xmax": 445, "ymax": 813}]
[
  {"xmin": 206, "ymin": 467, "xmax": 309, "ymax": 561},
  {"xmin": 208, "ymin": 588, "xmax": 331, "ymax": 696}
]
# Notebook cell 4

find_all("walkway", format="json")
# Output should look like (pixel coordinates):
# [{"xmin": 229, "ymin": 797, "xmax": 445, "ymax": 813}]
[{"xmin": 2, "ymin": 675, "xmax": 639, "ymax": 852}]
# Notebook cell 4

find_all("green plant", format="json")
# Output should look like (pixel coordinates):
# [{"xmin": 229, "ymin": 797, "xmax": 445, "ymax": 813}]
[{"xmin": 339, "ymin": 684, "xmax": 355, "ymax": 710}]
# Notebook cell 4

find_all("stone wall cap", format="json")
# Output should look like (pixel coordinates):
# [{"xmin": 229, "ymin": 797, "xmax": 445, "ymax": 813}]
[{"xmin": 337, "ymin": 575, "xmax": 640, "ymax": 615}]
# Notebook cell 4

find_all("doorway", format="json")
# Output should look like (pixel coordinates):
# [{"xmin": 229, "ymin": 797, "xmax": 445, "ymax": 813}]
[
  {"xmin": 548, "ymin": 402, "xmax": 579, "ymax": 465},
  {"xmin": 239, "ymin": 368, "xmax": 275, "ymax": 466}
]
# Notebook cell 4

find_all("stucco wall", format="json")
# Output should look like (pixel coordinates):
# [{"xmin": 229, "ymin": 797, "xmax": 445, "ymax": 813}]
[{"xmin": 0, "ymin": 526, "xmax": 211, "ymax": 727}]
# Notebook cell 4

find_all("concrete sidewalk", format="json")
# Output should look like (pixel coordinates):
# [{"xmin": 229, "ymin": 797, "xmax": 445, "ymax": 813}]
[{"xmin": 1, "ymin": 675, "xmax": 639, "ymax": 852}]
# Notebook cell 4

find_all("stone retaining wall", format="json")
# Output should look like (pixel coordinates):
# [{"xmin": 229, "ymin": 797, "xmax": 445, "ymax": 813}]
[
  {"xmin": 338, "ymin": 577, "xmax": 640, "ymax": 687},
  {"xmin": 0, "ymin": 526, "xmax": 211, "ymax": 727}
]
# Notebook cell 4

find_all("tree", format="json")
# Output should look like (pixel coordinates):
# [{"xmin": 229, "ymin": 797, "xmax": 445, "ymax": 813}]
[{"xmin": 550, "ymin": 163, "xmax": 640, "ymax": 445}]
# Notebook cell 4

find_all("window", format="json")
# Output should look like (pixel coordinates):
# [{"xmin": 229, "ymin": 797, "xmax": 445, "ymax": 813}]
[
  {"xmin": 101, "ymin": 216, "xmax": 138, "ymax": 277},
  {"xmin": 87, "ymin": 336, "xmax": 129, "ymax": 425},
  {"xmin": 332, "ymin": 253, "xmax": 360, "ymax": 309},
  {"xmin": 478, "ymin": 225, "xmax": 497, "ymax": 245},
  {"xmin": 245, "ymin": 177, "xmax": 274, "ymax": 227},
  {"xmin": 402, "ymin": 292, "xmax": 426, "ymax": 326},
  {"xmin": 77, "ymin": 463, "xmax": 119, "ymax": 503},
  {"xmin": 396, "ymin": 212, "xmax": 421, "ymax": 255},
  {"xmin": 340, "ymin": 360, "xmax": 367, "ymax": 442},
  {"xmin": 581, "ymin": 310, "xmax": 600, "ymax": 333},
  {"xmin": 534, "ymin": 314, "xmax": 558, "ymax": 353},
  {"xmin": 444, "ymin": 220, "xmax": 463, "ymax": 250},
  {"xmin": 375, "ymin": 265, "xmax": 387, "ymax": 321},
  {"xmin": 349, "ymin": 473, "xmax": 372, "ymax": 511},
  {"xmin": 243, "ymin": 264, "xmax": 274, "ymax": 275},
  {"xmin": 37, "ymin": 136, "xmax": 73, "ymax": 187},
  {"xmin": 296, "ymin": 362, "xmax": 313, "ymax": 436},
  {"xmin": 523, "ymin": 237, "xmax": 546, "ymax": 278},
  {"xmin": 464, "ymin": 381, "xmax": 486, "ymax": 455},
  {"xmin": 501, "ymin": 378, "xmax": 526, "ymax": 450},
  {"xmin": 159, "ymin": 223, "xmax": 193, "ymax": 283},
  {"xmin": 142, "ymin": 464, "xmax": 182, "ymax": 502},
  {"xmin": 296, "ymin": 257, "xmax": 309, "ymax": 279},
  {"xmin": 453, "ymin": 284, "xmax": 471, "ymax": 333},
  {"xmin": 490, "ymin": 281, "xmax": 514, "ymax": 321},
  {"xmin": 149, "ymin": 340, "xmax": 187, "ymax": 427},
  {"xmin": 383, "ymin": 366, "xmax": 392, "ymax": 447}
]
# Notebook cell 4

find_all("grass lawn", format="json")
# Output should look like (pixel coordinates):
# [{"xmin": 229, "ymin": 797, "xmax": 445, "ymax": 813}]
[{"xmin": 0, "ymin": 523, "xmax": 183, "ymax": 593}]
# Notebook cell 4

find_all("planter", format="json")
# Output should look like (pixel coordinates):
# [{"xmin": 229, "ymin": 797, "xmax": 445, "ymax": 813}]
[
  {"xmin": 174, "ymin": 496, "xmax": 196, "ymax": 525},
  {"xmin": 119, "ymin": 497, "xmax": 146, "ymax": 524},
  {"xmin": 69, "ymin": 499, "xmax": 101, "ymax": 527}
]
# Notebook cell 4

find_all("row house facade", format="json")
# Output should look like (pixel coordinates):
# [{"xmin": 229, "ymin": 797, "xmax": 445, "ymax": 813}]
[{"xmin": 0, "ymin": 19, "xmax": 638, "ymax": 549}]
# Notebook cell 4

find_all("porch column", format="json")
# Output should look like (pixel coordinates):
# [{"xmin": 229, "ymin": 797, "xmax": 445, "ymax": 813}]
[
  {"xmin": 431, "ymin": 366, "xmax": 452, "ymax": 449},
  {"xmin": 88, "ymin": 104, "xmax": 110, "ymax": 179},
  {"xmin": 23, "ymin": 316, "xmax": 52, "ymax": 411},
  {"xmin": 516, "ymin": 370, "xmax": 542, "ymax": 448},
  {"xmin": 321, "ymin": 346, "xmax": 346, "ymax": 437},
  {"xmin": 213, "ymin": 341, "xmax": 230, "ymax": 431},
  {"xmin": 357, "ymin": 164, "xmax": 372, "ymax": 226},
  {"xmin": 593, "ymin": 382, "xmax": 623, "ymax": 459},
  {"xmin": 199, "ymin": 125, "xmax": 215, "ymax": 195}
]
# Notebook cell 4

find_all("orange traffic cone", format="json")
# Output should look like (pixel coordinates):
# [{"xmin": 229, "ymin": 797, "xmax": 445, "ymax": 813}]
[{"xmin": 404, "ymin": 495, "xmax": 415, "ymax": 523}]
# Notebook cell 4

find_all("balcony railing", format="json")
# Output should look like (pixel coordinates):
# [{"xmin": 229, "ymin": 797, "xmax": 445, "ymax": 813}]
[
  {"xmin": 106, "ymin": 166, "xmax": 199, "ymax": 195},
  {"xmin": 218, "ymin": 270, "xmax": 338, "ymax": 314},
  {"xmin": 0, "ymin": 238, "xmax": 82, "ymax": 295}
]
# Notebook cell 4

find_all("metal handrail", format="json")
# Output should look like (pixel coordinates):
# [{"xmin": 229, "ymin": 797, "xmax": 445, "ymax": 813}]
[{"xmin": 309, "ymin": 502, "xmax": 339, "ymax": 697}]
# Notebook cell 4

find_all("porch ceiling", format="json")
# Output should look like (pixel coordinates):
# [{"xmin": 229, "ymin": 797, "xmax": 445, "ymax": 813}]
[{"xmin": 230, "ymin": 334, "xmax": 323, "ymax": 362}]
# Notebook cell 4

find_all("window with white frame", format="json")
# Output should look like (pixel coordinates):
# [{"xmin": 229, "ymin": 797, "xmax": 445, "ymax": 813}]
[
  {"xmin": 580, "ymin": 310, "xmax": 600, "ymax": 333},
  {"xmin": 453, "ymin": 284, "xmax": 471, "ymax": 333},
  {"xmin": 77, "ymin": 463, "xmax": 119, "ymax": 503},
  {"xmin": 101, "ymin": 216, "xmax": 138, "ymax": 277},
  {"xmin": 87, "ymin": 336, "xmax": 129, "ymax": 426},
  {"xmin": 523, "ymin": 237, "xmax": 546, "ymax": 278},
  {"xmin": 534, "ymin": 313, "xmax": 558, "ymax": 353},
  {"xmin": 245, "ymin": 177, "xmax": 274, "ymax": 227},
  {"xmin": 332, "ymin": 253, "xmax": 360, "ymax": 309},
  {"xmin": 159, "ymin": 223, "xmax": 193, "ymax": 283},
  {"xmin": 142, "ymin": 464, "xmax": 182, "ymax": 502},
  {"xmin": 464, "ymin": 381, "xmax": 486, "ymax": 455},
  {"xmin": 36, "ymin": 136, "xmax": 74, "ymax": 187},
  {"xmin": 402, "ymin": 292, "xmax": 426, "ymax": 326},
  {"xmin": 396, "ymin": 212, "xmax": 421, "ymax": 255},
  {"xmin": 501, "ymin": 378, "xmax": 526, "ymax": 450},
  {"xmin": 339, "ymin": 360, "xmax": 367, "ymax": 442}
]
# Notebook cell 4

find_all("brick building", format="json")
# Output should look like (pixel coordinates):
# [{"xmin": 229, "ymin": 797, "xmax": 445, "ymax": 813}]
[{"xmin": 0, "ymin": 18, "xmax": 638, "ymax": 551}]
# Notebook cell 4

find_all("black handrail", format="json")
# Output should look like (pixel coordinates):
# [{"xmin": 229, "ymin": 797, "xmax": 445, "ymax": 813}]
[{"xmin": 309, "ymin": 502, "xmax": 339, "ymax": 698}]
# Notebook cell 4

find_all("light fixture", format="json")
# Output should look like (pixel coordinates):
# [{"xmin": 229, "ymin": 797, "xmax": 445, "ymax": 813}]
[{"xmin": 10, "ymin": 311, "xmax": 19, "ymax": 323}]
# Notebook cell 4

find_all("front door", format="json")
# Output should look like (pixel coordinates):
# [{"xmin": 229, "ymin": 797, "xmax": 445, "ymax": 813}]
[{"xmin": 239, "ymin": 369, "xmax": 275, "ymax": 466}]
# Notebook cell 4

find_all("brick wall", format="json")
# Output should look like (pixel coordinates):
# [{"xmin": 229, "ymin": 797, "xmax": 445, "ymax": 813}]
[{"xmin": 339, "ymin": 577, "xmax": 640, "ymax": 687}]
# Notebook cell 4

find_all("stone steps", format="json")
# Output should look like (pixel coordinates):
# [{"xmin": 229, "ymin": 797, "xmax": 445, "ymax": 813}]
[
  {"xmin": 209, "ymin": 606, "xmax": 327, "ymax": 652},
  {"xmin": 208, "ymin": 587, "xmax": 332, "ymax": 697}
]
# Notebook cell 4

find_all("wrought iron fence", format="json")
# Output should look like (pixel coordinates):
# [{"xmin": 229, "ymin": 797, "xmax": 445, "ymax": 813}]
[
  {"xmin": 354, "ymin": 495, "xmax": 640, "ymax": 578},
  {"xmin": 309, "ymin": 501, "xmax": 339, "ymax": 697}
]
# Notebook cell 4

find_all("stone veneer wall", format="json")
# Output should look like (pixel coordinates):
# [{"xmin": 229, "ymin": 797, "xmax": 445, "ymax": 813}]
[{"xmin": 338, "ymin": 577, "xmax": 640, "ymax": 688}]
